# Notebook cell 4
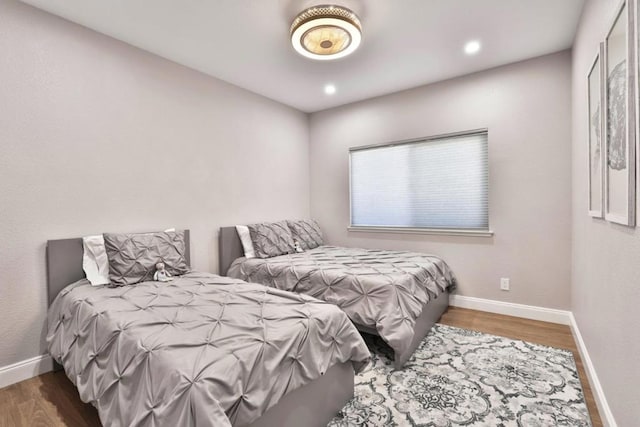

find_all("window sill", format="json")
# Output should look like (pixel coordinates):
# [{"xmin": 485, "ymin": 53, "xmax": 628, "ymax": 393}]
[{"xmin": 347, "ymin": 226, "xmax": 494, "ymax": 237}]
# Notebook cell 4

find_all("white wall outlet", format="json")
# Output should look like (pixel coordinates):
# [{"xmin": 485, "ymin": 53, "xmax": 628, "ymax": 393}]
[{"xmin": 500, "ymin": 278, "xmax": 510, "ymax": 291}]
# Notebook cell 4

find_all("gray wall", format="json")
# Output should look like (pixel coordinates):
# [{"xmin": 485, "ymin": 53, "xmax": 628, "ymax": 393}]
[
  {"xmin": 572, "ymin": 0, "xmax": 640, "ymax": 424},
  {"xmin": 0, "ymin": 0, "xmax": 310, "ymax": 368},
  {"xmin": 309, "ymin": 51, "xmax": 573, "ymax": 310}
]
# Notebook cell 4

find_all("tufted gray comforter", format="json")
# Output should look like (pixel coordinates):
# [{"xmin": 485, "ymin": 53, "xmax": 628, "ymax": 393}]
[
  {"xmin": 228, "ymin": 246, "xmax": 456, "ymax": 362},
  {"xmin": 47, "ymin": 272, "xmax": 370, "ymax": 427}
]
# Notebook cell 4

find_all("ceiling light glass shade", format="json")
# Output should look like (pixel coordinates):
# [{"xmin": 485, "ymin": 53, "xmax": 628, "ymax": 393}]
[{"xmin": 290, "ymin": 5, "xmax": 362, "ymax": 60}]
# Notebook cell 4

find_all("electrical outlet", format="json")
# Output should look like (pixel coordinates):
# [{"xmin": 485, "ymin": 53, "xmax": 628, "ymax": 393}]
[{"xmin": 500, "ymin": 278, "xmax": 510, "ymax": 291}]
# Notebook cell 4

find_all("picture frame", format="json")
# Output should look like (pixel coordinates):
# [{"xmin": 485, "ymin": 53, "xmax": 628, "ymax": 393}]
[
  {"xmin": 603, "ymin": 0, "xmax": 636, "ymax": 227},
  {"xmin": 635, "ymin": 0, "xmax": 640, "ymax": 221},
  {"xmin": 588, "ymin": 45, "xmax": 605, "ymax": 218}
]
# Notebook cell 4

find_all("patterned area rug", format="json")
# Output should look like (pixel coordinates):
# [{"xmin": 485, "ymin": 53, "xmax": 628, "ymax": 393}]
[{"xmin": 329, "ymin": 324, "xmax": 591, "ymax": 426}]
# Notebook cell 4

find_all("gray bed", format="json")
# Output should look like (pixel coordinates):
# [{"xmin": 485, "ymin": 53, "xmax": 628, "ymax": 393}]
[
  {"xmin": 46, "ymin": 230, "xmax": 370, "ymax": 427},
  {"xmin": 219, "ymin": 227, "xmax": 455, "ymax": 369}
]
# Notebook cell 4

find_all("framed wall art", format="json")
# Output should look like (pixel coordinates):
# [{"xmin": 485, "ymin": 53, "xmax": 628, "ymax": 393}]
[
  {"xmin": 588, "ymin": 45, "xmax": 605, "ymax": 218},
  {"xmin": 635, "ymin": 0, "xmax": 640, "ymax": 222},
  {"xmin": 604, "ymin": 0, "xmax": 636, "ymax": 226}
]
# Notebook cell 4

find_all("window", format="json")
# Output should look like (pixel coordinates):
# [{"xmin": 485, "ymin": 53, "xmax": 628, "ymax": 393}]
[{"xmin": 349, "ymin": 130, "xmax": 489, "ymax": 235}]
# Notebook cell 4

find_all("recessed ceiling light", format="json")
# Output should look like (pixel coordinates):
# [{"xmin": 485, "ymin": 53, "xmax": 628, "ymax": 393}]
[
  {"xmin": 291, "ymin": 5, "xmax": 362, "ymax": 60},
  {"xmin": 324, "ymin": 84, "xmax": 337, "ymax": 95},
  {"xmin": 464, "ymin": 40, "xmax": 481, "ymax": 55}
]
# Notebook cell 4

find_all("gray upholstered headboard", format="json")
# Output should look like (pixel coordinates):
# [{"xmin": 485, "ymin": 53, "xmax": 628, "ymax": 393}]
[
  {"xmin": 46, "ymin": 230, "xmax": 190, "ymax": 306},
  {"xmin": 219, "ymin": 227, "xmax": 244, "ymax": 276}
]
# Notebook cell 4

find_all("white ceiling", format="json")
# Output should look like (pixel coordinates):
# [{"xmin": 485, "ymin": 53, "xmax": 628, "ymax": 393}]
[{"xmin": 21, "ymin": 0, "xmax": 584, "ymax": 113}]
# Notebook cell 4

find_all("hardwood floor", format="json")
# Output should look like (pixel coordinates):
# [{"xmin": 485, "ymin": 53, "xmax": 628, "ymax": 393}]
[
  {"xmin": 0, "ymin": 307, "xmax": 602, "ymax": 427},
  {"xmin": 0, "ymin": 368, "xmax": 100, "ymax": 427}
]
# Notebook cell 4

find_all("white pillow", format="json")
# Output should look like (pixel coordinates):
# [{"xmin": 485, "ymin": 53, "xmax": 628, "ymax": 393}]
[
  {"xmin": 235, "ymin": 225, "xmax": 255, "ymax": 259},
  {"xmin": 82, "ymin": 235, "xmax": 110, "ymax": 286}
]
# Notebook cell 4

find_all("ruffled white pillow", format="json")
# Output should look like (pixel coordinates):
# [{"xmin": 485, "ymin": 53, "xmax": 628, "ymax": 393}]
[
  {"xmin": 235, "ymin": 225, "xmax": 255, "ymax": 259},
  {"xmin": 82, "ymin": 235, "xmax": 110, "ymax": 286}
]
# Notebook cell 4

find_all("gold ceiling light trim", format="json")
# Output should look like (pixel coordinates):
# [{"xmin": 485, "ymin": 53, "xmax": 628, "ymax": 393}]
[{"xmin": 290, "ymin": 5, "xmax": 362, "ymax": 60}]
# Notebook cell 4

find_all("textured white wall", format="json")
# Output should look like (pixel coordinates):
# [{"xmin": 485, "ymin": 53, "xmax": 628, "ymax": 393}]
[
  {"xmin": 0, "ymin": 0, "xmax": 310, "ymax": 367},
  {"xmin": 309, "ymin": 51, "xmax": 573, "ymax": 310},
  {"xmin": 572, "ymin": 0, "xmax": 640, "ymax": 424}
]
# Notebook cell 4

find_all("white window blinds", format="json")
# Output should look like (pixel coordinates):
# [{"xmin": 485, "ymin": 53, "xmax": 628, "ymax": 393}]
[{"xmin": 350, "ymin": 131, "xmax": 489, "ymax": 230}]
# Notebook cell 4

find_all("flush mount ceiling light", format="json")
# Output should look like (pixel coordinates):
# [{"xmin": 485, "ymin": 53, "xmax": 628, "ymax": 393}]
[{"xmin": 290, "ymin": 5, "xmax": 362, "ymax": 60}]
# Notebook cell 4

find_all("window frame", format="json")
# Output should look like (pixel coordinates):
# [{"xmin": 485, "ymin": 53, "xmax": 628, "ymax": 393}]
[{"xmin": 348, "ymin": 128, "xmax": 493, "ymax": 237}]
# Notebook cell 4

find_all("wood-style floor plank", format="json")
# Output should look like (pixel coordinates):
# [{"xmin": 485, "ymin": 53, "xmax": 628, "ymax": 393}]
[
  {"xmin": 0, "ymin": 372, "xmax": 100, "ymax": 427},
  {"xmin": 0, "ymin": 399, "xmax": 22, "ymax": 427},
  {"xmin": 0, "ymin": 307, "xmax": 602, "ymax": 426}
]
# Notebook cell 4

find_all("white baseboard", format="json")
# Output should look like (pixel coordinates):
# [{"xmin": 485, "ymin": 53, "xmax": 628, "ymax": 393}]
[
  {"xmin": 0, "ymin": 354, "xmax": 53, "ymax": 390},
  {"xmin": 449, "ymin": 294, "xmax": 572, "ymax": 325},
  {"xmin": 569, "ymin": 313, "xmax": 617, "ymax": 427}
]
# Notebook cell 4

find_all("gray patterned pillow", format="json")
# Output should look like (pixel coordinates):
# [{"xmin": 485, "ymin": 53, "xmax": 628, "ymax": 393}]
[
  {"xmin": 104, "ymin": 230, "xmax": 189, "ymax": 286},
  {"xmin": 248, "ymin": 221, "xmax": 296, "ymax": 259},
  {"xmin": 287, "ymin": 219, "xmax": 324, "ymax": 250}
]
